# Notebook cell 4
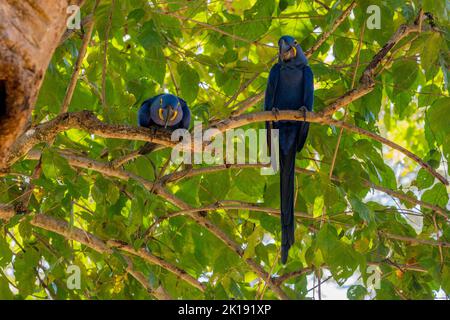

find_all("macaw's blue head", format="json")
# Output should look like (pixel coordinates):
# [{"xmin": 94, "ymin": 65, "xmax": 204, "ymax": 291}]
[
  {"xmin": 278, "ymin": 35, "xmax": 308, "ymax": 65},
  {"xmin": 150, "ymin": 94, "xmax": 184, "ymax": 128}
]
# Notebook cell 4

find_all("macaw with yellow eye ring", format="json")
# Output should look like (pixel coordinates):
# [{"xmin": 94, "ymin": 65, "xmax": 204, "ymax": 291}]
[
  {"xmin": 138, "ymin": 93, "xmax": 191, "ymax": 154},
  {"xmin": 265, "ymin": 35, "xmax": 315, "ymax": 264}
]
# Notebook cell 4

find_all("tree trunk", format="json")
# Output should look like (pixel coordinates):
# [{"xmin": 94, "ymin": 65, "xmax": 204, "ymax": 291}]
[{"xmin": 0, "ymin": 0, "xmax": 81, "ymax": 168}]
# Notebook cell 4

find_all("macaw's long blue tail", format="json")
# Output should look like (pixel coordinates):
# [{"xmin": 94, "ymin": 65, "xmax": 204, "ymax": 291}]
[{"xmin": 279, "ymin": 137, "xmax": 297, "ymax": 264}]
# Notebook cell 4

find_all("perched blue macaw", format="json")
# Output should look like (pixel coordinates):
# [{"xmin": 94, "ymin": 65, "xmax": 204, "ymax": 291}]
[
  {"xmin": 138, "ymin": 93, "xmax": 191, "ymax": 154},
  {"xmin": 265, "ymin": 36, "xmax": 314, "ymax": 264}
]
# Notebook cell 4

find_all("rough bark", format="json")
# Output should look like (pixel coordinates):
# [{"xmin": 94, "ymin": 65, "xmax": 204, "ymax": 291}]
[{"xmin": 0, "ymin": 0, "xmax": 78, "ymax": 167}]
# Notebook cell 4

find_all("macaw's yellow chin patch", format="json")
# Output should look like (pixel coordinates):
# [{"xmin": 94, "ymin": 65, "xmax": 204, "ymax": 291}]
[
  {"xmin": 282, "ymin": 47, "xmax": 297, "ymax": 61},
  {"xmin": 170, "ymin": 110, "xmax": 178, "ymax": 121},
  {"xmin": 158, "ymin": 108, "xmax": 164, "ymax": 120}
]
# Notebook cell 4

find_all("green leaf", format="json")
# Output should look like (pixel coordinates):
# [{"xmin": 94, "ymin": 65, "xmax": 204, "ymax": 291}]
[
  {"xmin": 421, "ymin": 33, "xmax": 443, "ymax": 73},
  {"xmin": 350, "ymin": 196, "xmax": 375, "ymax": 223},
  {"xmin": 334, "ymin": 38, "xmax": 353, "ymax": 61},
  {"xmin": 347, "ymin": 285, "xmax": 368, "ymax": 300},
  {"xmin": 0, "ymin": 274, "xmax": 14, "ymax": 300},
  {"xmin": 421, "ymin": 184, "xmax": 449, "ymax": 208},
  {"xmin": 177, "ymin": 62, "xmax": 200, "ymax": 103},
  {"xmin": 414, "ymin": 168, "xmax": 434, "ymax": 190},
  {"xmin": 234, "ymin": 169, "xmax": 265, "ymax": 201},
  {"xmin": 427, "ymin": 98, "xmax": 450, "ymax": 145},
  {"xmin": 313, "ymin": 195, "xmax": 324, "ymax": 218},
  {"xmin": 41, "ymin": 149, "xmax": 74, "ymax": 180},
  {"xmin": 392, "ymin": 60, "xmax": 419, "ymax": 90},
  {"xmin": 442, "ymin": 266, "xmax": 450, "ymax": 295},
  {"xmin": 14, "ymin": 249, "xmax": 40, "ymax": 297},
  {"xmin": 0, "ymin": 236, "xmax": 12, "ymax": 268}
]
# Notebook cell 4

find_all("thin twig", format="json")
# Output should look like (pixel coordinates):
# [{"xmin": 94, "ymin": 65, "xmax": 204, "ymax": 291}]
[{"xmin": 101, "ymin": 0, "xmax": 115, "ymax": 112}]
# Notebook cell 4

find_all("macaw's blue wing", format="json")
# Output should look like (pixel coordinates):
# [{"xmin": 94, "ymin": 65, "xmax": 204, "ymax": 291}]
[
  {"xmin": 296, "ymin": 66, "xmax": 314, "ymax": 152},
  {"xmin": 138, "ymin": 94, "xmax": 164, "ymax": 155},
  {"xmin": 179, "ymin": 98, "xmax": 191, "ymax": 130},
  {"xmin": 264, "ymin": 65, "xmax": 281, "ymax": 156},
  {"xmin": 303, "ymin": 66, "xmax": 314, "ymax": 111},
  {"xmin": 138, "ymin": 94, "xmax": 163, "ymax": 128}
]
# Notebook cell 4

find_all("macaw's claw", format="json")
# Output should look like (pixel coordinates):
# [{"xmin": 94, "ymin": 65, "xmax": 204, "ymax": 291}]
[{"xmin": 298, "ymin": 106, "xmax": 308, "ymax": 121}]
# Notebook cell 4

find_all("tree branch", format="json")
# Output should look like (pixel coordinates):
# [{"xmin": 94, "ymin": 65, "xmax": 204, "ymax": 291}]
[
  {"xmin": 3, "ymin": 111, "xmax": 177, "ymax": 169},
  {"xmin": 212, "ymin": 111, "xmax": 448, "ymax": 185},
  {"xmin": 5, "ymin": 108, "xmax": 448, "ymax": 185},
  {"xmin": 304, "ymin": 1, "xmax": 356, "ymax": 57}
]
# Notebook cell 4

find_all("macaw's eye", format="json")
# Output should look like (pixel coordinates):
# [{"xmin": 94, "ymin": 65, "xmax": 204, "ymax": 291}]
[
  {"xmin": 294, "ymin": 40, "xmax": 298, "ymax": 45},
  {"xmin": 170, "ymin": 111, "xmax": 178, "ymax": 121},
  {"xmin": 158, "ymin": 108, "xmax": 164, "ymax": 120}
]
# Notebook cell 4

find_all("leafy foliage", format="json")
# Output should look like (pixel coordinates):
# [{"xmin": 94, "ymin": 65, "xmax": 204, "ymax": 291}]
[{"xmin": 1, "ymin": 0, "xmax": 450, "ymax": 300}]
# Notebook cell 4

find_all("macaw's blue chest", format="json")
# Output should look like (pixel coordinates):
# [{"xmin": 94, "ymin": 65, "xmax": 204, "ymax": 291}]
[{"xmin": 274, "ymin": 66, "xmax": 305, "ymax": 110}]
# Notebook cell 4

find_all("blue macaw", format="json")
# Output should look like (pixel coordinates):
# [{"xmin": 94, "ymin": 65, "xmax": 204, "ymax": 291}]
[
  {"xmin": 264, "ymin": 36, "xmax": 314, "ymax": 264},
  {"xmin": 138, "ymin": 93, "xmax": 191, "ymax": 154}
]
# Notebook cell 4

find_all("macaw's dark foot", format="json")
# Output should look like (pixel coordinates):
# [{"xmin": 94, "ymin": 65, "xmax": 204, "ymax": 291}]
[
  {"xmin": 298, "ymin": 106, "xmax": 308, "ymax": 121},
  {"xmin": 148, "ymin": 127, "xmax": 157, "ymax": 135},
  {"xmin": 271, "ymin": 108, "xmax": 280, "ymax": 120}
]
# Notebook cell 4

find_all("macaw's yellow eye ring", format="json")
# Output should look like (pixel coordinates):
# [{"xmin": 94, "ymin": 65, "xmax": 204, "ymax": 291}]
[
  {"xmin": 170, "ymin": 111, "xmax": 178, "ymax": 121},
  {"xmin": 158, "ymin": 108, "xmax": 164, "ymax": 120}
]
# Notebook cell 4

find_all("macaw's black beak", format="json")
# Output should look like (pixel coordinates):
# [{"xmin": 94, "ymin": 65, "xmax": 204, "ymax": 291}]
[
  {"xmin": 164, "ymin": 111, "xmax": 170, "ymax": 128},
  {"xmin": 279, "ymin": 41, "xmax": 297, "ymax": 61}
]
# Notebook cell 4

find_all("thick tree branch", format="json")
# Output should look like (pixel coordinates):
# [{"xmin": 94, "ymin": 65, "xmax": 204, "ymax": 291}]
[
  {"xmin": 3, "ymin": 111, "xmax": 177, "ymax": 169},
  {"xmin": 212, "ymin": 111, "xmax": 448, "ymax": 185},
  {"xmin": 0, "ymin": 210, "xmax": 204, "ymax": 293},
  {"xmin": 5, "ymin": 108, "xmax": 448, "ymax": 185},
  {"xmin": 107, "ymin": 239, "xmax": 205, "ymax": 292}
]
